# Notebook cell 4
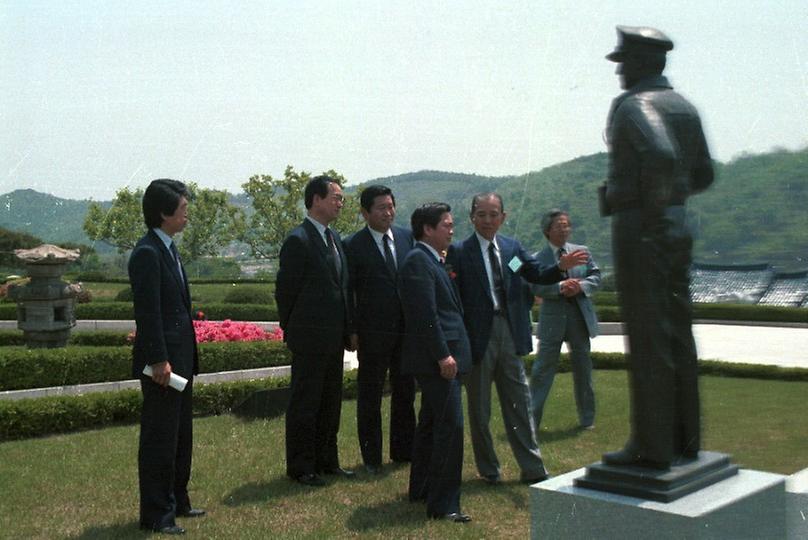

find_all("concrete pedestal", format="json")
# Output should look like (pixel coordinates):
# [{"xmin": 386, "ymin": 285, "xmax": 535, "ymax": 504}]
[
  {"xmin": 786, "ymin": 468, "xmax": 808, "ymax": 539},
  {"xmin": 531, "ymin": 467, "xmax": 785, "ymax": 539}
]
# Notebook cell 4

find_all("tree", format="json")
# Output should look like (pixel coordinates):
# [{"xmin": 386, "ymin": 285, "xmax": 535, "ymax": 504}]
[
  {"xmin": 241, "ymin": 166, "xmax": 362, "ymax": 259},
  {"xmin": 82, "ymin": 183, "xmax": 244, "ymax": 264},
  {"xmin": 179, "ymin": 183, "xmax": 245, "ymax": 264},
  {"xmin": 83, "ymin": 188, "xmax": 144, "ymax": 252}
]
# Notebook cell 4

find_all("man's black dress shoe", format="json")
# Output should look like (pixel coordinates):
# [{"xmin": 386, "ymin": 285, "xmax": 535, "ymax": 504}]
[
  {"xmin": 140, "ymin": 524, "xmax": 186, "ymax": 535},
  {"xmin": 602, "ymin": 448, "xmax": 670, "ymax": 470},
  {"xmin": 364, "ymin": 464, "xmax": 382, "ymax": 475},
  {"xmin": 521, "ymin": 473, "xmax": 550, "ymax": 484},
  {"xmin": 320, "ymin": 467, "xmax": 356, "ymax": 478},
  {"xmin": 177, "ymin": 508, "xmax": 206, "ymax": 518},
  {"xmin": 295, "ymin": 473, "xmax": 326, "ymax": 486},
  {"xmin": 429, "ymin": 512, "xmax": 471, "ymax": 523}
]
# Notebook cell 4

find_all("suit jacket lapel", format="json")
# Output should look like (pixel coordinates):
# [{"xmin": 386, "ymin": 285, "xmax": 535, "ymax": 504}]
[
  {"xmin": 149, "ymin": 230, "xmax": 189, "ymax": 305},
  {"xmin": 419, "ymin": 243, "xmax": 462, "ymax": 314},
  {"xmin": 466, "ymin": 235, "xmax": 491, "ymax": 296},
  {"xmin": 497, "ymin": 235, "xmax": 513, "ymax": 291},
  {"xmin": 303, "ymin": 219, "xmax": 339, "ymax": 285}
]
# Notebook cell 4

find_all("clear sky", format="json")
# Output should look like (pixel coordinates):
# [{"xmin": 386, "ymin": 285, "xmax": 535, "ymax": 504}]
[{"xmin": 2, "ymin": 0, "xmax": 806, "ymax": 200}]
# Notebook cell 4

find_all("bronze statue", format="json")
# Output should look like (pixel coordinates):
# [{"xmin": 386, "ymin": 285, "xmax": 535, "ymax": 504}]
[{"xmin": 600, "ymin": 26, "xmax": 715, "ymax": 469}]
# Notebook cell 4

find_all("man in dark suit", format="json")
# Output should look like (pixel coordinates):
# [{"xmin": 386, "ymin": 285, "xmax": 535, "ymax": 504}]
[
  {"xmin": 399, "ymin": 202, "xmax": 472, "ymax": 523},
  {"xmin": 276, "ymin": 175, "xmax": 355, "ymax": 487},
  {"xmin": 530, "ymin": 209, "xmax": 601, "ymax": 431},
  {"xmin": 343, "ymin": 185, "xmax": 416, "ymax": 475},
  {"xmin": 447, "ymin": 193, "xmax": 586, "ymax": 485},
  {"xmin": 601, "ymin": 26, "xmax": 715, "ymax": 469},
  {"xmin": 129, "ymin": 179, "xmax": 204, "ymax": 535}
]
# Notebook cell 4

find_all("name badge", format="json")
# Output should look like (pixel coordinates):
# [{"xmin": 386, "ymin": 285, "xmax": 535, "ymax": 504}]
[{"xmin": 508, "ymin": 256, "xmax": 523, "ymax": 273}]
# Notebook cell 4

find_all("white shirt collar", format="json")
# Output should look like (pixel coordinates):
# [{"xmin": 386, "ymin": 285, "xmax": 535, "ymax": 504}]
[
  {"xmin": 367, "ymin": 226, "xmax": 393, "ymax": 245},
  {"xmin": 152, "ymin": 227, "xmax": 173, "ymax": 250},
  {"xmin": 475, "ymin": 231, "xmax": 498, "ymax": 252},
  {"xmin": 418, "ymin": 241, "xmax": 442, "ymax": 262}
]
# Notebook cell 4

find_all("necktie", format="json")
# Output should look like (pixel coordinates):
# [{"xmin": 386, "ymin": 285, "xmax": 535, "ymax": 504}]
[
  {"xmin": 325, "ymin": 228, "xmax": 341, "ymax": 279},
  {"xmin": 383, "ymin": 234, "xmax": 397, "ymax": 277},
  {"xmin": 169, "ymin": 241, "xmax": 185, "ymax": 285},
  {"xmin": 558, "ymin": 246, "xmax": 568, "ymax": 278},
  {"xmin": 488, "ymin": 242, "xmax": 507, "ymax": 312}
]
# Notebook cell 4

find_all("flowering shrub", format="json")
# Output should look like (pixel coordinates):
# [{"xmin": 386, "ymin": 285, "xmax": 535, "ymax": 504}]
[
  {"xmin": 126, "ymin": 320, "xmax": 283, "ymax": 344},
  {"xmin": 194, "ymin": 320, "xmax": 282, "ymax": 343}
]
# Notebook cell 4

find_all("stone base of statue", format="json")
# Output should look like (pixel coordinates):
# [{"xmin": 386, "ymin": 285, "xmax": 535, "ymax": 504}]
[
  {"xmin": 530, "ymin": 462, "xmax": 786, "ymax": 539},
  {"xmin": 786, "ymin": 468, "xmax": 808, "ymax": 539},
  {"xmin": 574, "ymin": 451, "xmax": 738, "ymax": 502}
]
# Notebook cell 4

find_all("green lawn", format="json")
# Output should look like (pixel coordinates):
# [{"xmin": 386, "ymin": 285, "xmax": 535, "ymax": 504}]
[{"xmin": 0, "ymin": 372, "xmax": 805, "ymax": 539}]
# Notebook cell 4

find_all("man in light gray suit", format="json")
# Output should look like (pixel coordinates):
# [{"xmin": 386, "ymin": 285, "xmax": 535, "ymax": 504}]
[{"xmin": 530, "ymin": 209, "xmax": 601, "ymax": 431}]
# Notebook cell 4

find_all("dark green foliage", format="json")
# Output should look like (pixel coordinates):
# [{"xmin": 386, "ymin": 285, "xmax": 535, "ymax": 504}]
[
  {"xmin": 222, "ymin": 285, "xmax": 273, "ymax": 304},
  {"xmin": 75, "ymin": 302, "xmax": 135, "ymax": 319},
  {"xmin": 193, "ymin": 303, "xmax": 277, "ymax": 321},
  {"xmin": 0, "ymin": 302, "xmax": 277, "ymax": 321},
  {"xmin": 0, "ymin": 330, "xmax": 131, "ymax": 347},
  {"xmin": 0, "ymin": 346, "xmax": 132, "ymax": 391},
  {"xmin": 693, "ymin": 303, "xmax": 808, "ymax": 323},
  {"xmin": 0, "ymin": 367, "xmax": 358, "ymax": 441},
  {"xmin": 114, "ymin": 287, "xmax": 133, "ymax": 302},
  {"xmin": 0, "ymin": 227, "xmax": 42, "ymax": 268},
  {"xmin": 0, "ymin": 341, "xmax": 290, "ymax": 391}
]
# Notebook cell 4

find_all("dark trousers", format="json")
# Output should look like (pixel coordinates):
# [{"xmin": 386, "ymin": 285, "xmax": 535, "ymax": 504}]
[
  {"xmin": 357, "ymin": 346, "xmax": 416, "ymax": 465},
  {"xmin": 285, "ymin": 347, "xmax": 345, "ymax": 478},
  {"xmin": 613, "ymin": 207, "xmax": 700, "ymax": 464},
  {"xmin": 138, "ymin": 377, "xmax": 194, "ymax": 529},
  {"xmin": 409, "ymin": 374, "xmax": 464, "ymax": 517}
]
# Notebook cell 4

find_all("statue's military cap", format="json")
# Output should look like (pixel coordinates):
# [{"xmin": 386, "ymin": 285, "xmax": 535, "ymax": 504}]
[{"xmin": 606, "ymin": 25, "xmax": 673, "ymax": 62}]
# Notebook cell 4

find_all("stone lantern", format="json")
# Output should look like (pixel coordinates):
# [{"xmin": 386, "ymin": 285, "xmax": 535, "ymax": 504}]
[{"xmin": 9, "ymin": 244, "xmax": 80, "ymax": 348}]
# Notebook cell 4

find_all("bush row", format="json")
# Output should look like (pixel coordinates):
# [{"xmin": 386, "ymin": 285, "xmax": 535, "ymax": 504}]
[
  {"xmin": 0, "ymin": 330, "xmax": 131, "ymax": 347},
  {"xmin": 71, "ymin": 273, "xmax": 274, "ymax": 285},
  {"xmin": 2, "ymin": 352, "xmax": 806, "ymax": 441},
  {"xmin": 0, "ymin": 368, "xmax": 359, "ymax": 442},
  {"xmin": 0, "ymin": 341, "xmax": 290, "ymax": 391},
  {"xmin": 0, "ymin": 302, "xmax": 278, "ymax": 321}
]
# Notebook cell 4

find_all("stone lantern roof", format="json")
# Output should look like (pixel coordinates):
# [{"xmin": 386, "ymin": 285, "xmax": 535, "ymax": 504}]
[{"xmin": 14, "ymin": 244, "xmax": 80, "ymax": 264}]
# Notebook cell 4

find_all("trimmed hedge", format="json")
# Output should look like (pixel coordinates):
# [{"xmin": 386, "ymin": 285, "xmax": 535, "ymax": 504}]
[
  {"xmin": 222, "ymin": 285, "xmax": 273, "ymax": 305},
  {"xmin": 0, "ymin": 367, "xmax": 360, "ymax": 441},
  {"xmin": 0, "ymin": 340, "xmax": 290, "ymax": 391},
  {"xmin": 0, "ymin": 330, "xmax": 131, "ymax": 347},
  {"xmin": 0, "ymin": 302, "xmax": 278, "ymax": 321}
]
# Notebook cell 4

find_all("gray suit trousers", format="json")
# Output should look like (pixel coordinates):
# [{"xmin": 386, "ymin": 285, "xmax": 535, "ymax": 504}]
[
  {"xmin": 530, "ymin": 300, "xmax": 595, "ymax": 429},
  {"xmin": 465, "ymin": 314, "xmax": 546, "ymax": 480}
]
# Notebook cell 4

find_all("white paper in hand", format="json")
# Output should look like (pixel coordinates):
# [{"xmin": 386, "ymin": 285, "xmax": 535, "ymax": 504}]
[{"xmin": 143, "ymin": 365, "xmax": 188, "ymax": 392}]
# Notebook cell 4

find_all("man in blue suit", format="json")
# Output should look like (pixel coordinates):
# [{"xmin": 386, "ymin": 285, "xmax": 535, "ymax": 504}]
[
  {"xmin": 399, "ymin": 202, "xmax": 471, "ymax": 523},
  {"xmin": 344, "ymin": 185, "xmax": 416, "ymax": 474},
  {"xmin": 276, "ymin": 175, "xmax": 355, "ymax": 487},
  {"xmin": 447, "ymin": 193, "xmax": 587, "ymax": 485},
  {"xmin": 530, "ymin": 209, "xmax": 601, "ymax": 431},
  {"xmin": 129, "ymin": 179, "xmax": 204, "ymax": 535}
]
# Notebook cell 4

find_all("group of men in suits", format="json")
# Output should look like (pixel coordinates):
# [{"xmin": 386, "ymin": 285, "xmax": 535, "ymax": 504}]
[{"xmin": 272, "ymin": 174, "xmax": 594, "ymax": 522}]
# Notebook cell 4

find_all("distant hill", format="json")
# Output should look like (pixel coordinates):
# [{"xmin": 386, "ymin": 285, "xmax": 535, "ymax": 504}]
[
  {"xmin": 3, "ymin": 146, "xmax": 806, "ymax": 270},
  {"xmin": 0, "ymin": 189, "xmax": 107, "ymax": 248}
]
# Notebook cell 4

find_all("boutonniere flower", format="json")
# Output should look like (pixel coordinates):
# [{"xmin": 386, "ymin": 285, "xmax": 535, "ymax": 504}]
[{"xmin": 445, "ymin": 263, "xmax": 457, "ymax": 280}]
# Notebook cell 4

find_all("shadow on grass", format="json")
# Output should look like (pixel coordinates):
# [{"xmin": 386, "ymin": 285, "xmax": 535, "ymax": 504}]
[
  {"xmin": 222, "ymin": 476, "xmax": 305, "ymax": 506},
  {"xmin": 73, "ymin": 521, "xmax": 144, "ymax": 539},
  {"xmin": 462, "ymin": 477, "xmax": 530, "ymax": 507},
  {"xmin": 345, "ymin": 494, "xmax": 426, "ymax": 532},
  {"xmin": 534, "ymin": 425, "xmax": 585, "ymax": 443}
]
